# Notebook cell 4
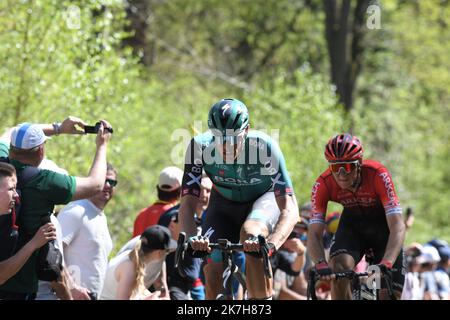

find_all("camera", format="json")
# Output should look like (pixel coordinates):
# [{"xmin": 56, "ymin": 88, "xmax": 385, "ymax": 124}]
[{"xmin": 84, "ymin": 122, "xmax": 114, "ymax": 134}]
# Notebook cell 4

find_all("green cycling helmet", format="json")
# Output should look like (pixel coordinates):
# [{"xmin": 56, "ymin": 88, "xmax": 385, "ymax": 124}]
[{"xmin": 207, "ymin": 98, "xmax": 249, "ymax": 135}]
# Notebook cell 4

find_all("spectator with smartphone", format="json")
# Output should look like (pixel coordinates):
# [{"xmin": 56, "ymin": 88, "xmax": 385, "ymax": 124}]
[{"xmin": 0, "ymin": 117, "xmax": 112, "ymax": 300}]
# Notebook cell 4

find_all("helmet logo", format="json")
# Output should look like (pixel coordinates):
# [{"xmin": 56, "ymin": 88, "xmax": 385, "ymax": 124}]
[{"xmin": 221, "ymin": 104, "xmax": 231, "ymax": 117}]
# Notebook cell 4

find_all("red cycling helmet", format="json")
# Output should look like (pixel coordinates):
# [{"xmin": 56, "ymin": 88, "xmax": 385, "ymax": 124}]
[{"xmin": 324, "ymin": 133, "xmax": 364, "ymax": 162}]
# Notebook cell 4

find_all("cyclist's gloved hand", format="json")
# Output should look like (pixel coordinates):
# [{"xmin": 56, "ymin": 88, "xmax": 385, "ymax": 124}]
[
  {"xmin": 372, "ymin": 259, "xmax": 393, "ymax": 276},
  {"xmin": 187, "ymin": 235, "xmax": 210, "ymax": 258},
  {"xmin": 315, "ymin": 260, "xmax": 333, "ymax": 277},
  {"xmin": 243, "ymin": 235, "xmax": 260, "ymax": 253}
]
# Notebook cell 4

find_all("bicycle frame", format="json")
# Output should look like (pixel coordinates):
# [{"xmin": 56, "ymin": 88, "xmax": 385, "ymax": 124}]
[{"xmin": 210, "ymin": 239, "xmax": 247, "ymax": 300}]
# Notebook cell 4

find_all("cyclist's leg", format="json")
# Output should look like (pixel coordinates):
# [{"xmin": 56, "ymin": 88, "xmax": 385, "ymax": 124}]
[
  {"xmin": 201, "ymin": 189, "xmax": 252, "ymax": 299},
  {"xmin": 203, "ymin": 261, "xmax": 224, "ymax": 299},
  {"xmin": 241, "ymin": 191, "xmax": 280, "ymax": 299},
  {"xmin": 329, "ymin": 211, "xmax": 364, "ymax": 300}
]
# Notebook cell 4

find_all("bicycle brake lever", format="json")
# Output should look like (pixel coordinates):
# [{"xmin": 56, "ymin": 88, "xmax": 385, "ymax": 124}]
[
  {"xmin": 175, "ymin": 232, "xmax": 186, "ymax": 269},
  {"xmin": 258, "ymin": 235, "xmax": 273, "ymax": 279}
]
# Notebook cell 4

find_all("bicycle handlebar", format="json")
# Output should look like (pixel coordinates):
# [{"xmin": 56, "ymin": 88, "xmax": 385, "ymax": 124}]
[
  {"xmin": 175, "ymin": 232, "xmax": 272, "ymax": 278},
  {"xmin": 328, "ymin": 271, "xmax": 369, "ymax": 280},
  {"xmin": 209, "ymin": 240, "xmax": 244, "ymax": 251}
]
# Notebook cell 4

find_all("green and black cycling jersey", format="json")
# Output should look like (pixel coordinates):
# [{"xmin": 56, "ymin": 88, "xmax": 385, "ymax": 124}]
[{"xmin": 182, "ymin": 130, "xmax": 294, "ymax": 202}]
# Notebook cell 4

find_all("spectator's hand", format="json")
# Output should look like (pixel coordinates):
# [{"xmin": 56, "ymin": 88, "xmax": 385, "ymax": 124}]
[
  {"xmin": 71, "ymin": 285, "xmax": 91, "ymax": 300},
  {"xmin": 405, "ymin": 214, "xmax": 415, "ymax": 229},
  {"xmin": 60, "ymin": 116, "xmax": 87, "ymax": 134},
  {"xmin": 283, "ymin": 238, "xmax": 306, "ymax": 255},
  {"xmin": 188, "ymin": 235, "xmax": 211, "ymax": 253},
  {"xmin": 30, "ymin": 223, "xmax": 56, "ymax": 249},
  {"xmin": 95, "ymin": 119, "xmax": 112, "ymax": 147}
]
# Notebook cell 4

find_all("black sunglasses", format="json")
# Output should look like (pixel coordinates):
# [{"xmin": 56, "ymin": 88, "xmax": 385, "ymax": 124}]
[{"xmin": 105, "ymin": 179, "xmax": 118, "ymax": 187}]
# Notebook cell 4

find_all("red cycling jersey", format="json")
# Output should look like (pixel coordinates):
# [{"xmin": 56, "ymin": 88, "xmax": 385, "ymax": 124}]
[{"xmin": 310, "ymin": 159, "xmax": 402, "ymax": 225}]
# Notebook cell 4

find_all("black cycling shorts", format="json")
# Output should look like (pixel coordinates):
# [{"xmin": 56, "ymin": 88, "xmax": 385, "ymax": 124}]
[
  {"xmin": 201, "ymin": 188, "xmax": 280, "ymax": 243},
  {"xmin": 329, "ymin": 207, "xmax": 406, "ymax": 292}
]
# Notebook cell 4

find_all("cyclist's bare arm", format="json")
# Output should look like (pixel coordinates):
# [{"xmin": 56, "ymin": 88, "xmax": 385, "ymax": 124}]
[
  {"xmin": 72, "ymin": 120, "xmax": 111, "ymax": 201},
  {"xmin": 382, "ymin": 213, "xmax": 406, "ymax": 264},
  {"xmin": 307, "ymin": 222, "xmax": 327, "ymax": 263},
  {"xmin": 179, "ymin": 194, "xmax": 200, "ymax": 237},
  {"xmin": 267, "ymin": 194, "xmax": 299, "ymax": 249}
]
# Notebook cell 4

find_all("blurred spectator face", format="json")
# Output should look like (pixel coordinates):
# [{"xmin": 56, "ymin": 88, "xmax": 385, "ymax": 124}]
[
  {"xmin": 300, "ymin": 203, "xmax": 312, "ymax": 222},
  {"xmin": 168, "ymin": 214, "xmax": 180, "ymax": 241},
  {"xmin": 197, "ymin": 177, "xmax": 212, "ymax": 214},
  {"xmin": 0, "ymin": 173, "xmax": 18, "ymax": 213},
  {"xmin": 408, "ymin": 257, "xmax": 421, "ymax": 273},
  {"xmin": 419, "ymin": 262, "xmax": 435, "ymax": 273},
  {"xmin": 290, "ymin": 223, "xmax": 308, "ymax": 244}
]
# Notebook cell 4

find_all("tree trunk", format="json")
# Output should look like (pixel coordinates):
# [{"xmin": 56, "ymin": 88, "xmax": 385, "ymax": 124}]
[
  {"xmin": 122, "ymin": 0, "xmax": 153, "ymax": 66},
  {"xmin": 324, "ymin": 0, "xmax": 371, "ymax": 112}
]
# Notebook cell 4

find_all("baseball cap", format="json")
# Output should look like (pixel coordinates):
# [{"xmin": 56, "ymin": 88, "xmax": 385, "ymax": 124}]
[
  {"xmin": 140, "ymin": 225, "xmax": 177, "ymax": 251},
  {"xmin": 417, "ymin": 245, "xmax": 441, "ymax": 264},
  {"xmin": 157, "ymin": 205, "xmax": 179, "ymax": 228},
  {"xmin": 426, "ymin": 238, "xmax": 450, "ymax": 262},
  {"xmin": 11, "ymin": 123, "xmax": 49, "ymax": 150},
  {"xmin": 158, "ymin": 166, "xmax": 183, "ymax": 192}
]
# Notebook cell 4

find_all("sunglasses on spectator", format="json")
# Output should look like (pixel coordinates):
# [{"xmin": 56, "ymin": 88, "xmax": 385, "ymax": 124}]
[
  {"xmin": 105, "ymin": 179, "xmax": 118, "ymax": 187},
  {"xmin": 329, "ymin": 160, "xmax": 359, "ymax": 175}
]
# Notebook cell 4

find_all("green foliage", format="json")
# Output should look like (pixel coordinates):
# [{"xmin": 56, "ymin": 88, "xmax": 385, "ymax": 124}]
[
  {"xmin": 0, "ymin": 0, "xmax": 144, "ymax": 250},
  {"xmin": 0, "ymin": 0, "xmax": 448, "ymax": 253},
  {"xmin": 353, "ymin": 0, "xmax": 450, "ymax": 243}
]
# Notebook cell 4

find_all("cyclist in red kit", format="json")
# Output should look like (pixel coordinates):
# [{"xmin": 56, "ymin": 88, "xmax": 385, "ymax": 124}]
[{"xmin": 307, "ymin": 133, "xmax": 406, "ymax": 300}]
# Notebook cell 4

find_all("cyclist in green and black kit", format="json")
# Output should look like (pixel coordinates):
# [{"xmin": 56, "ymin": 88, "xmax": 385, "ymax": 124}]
[{"xmin": 179, "ymin": 98, "xmax": 299, "ymax": 300}]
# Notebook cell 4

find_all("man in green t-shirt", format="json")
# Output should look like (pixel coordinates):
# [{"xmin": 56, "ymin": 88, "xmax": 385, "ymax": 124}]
[{"xmin": 0, "ymin": 117, "xmax": 112, "ymax": 300}]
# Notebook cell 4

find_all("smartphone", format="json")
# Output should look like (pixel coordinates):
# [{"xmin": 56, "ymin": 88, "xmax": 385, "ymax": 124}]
[
  {"xmin": 84, "ymin": 122, "xmax": 113, "ymax": 134},
  {"xmin": 84, "ymin": 124, "xmax": 98, "ymax": 134}
]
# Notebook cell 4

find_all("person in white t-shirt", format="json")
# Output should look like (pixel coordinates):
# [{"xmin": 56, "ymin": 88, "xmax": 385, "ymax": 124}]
[
  {"xmin": 100, "ymin": 225, "xmax": 176, "ymax": 300},
  {"xmin": 58, "ymin": 163, "xmax": 116, "ymax": 298}
]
